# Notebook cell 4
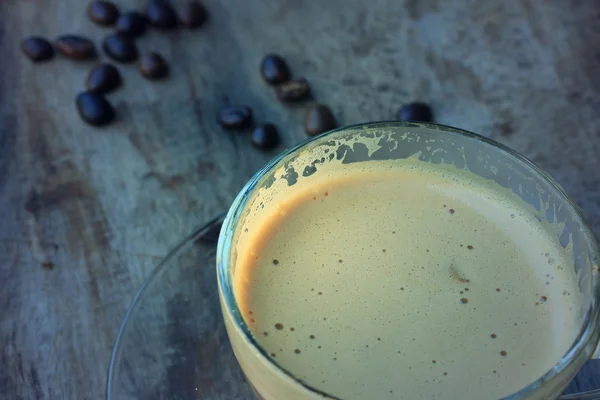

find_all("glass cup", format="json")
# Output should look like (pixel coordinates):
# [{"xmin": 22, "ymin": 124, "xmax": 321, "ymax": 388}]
[{"xmin": 216, "ymin": 121, "xmax": 600, "ymax": 400}]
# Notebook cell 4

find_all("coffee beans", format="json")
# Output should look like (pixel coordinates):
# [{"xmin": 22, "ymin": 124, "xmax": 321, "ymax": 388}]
[
  {"xmin": 86, "ymin": 64, "xmax": 121, "ymax": 94},
  {"xmin": 304, "ymin": 104, "xmax": 336, "ymax": 136},
  {"xmin": 276, "ymin": 78, "xmax": 311, "ymax": 102},
  {"xmin": 116, "ymin": 12, "xmax": 147, "ymax": 38},
  {"xmin": 22, "ymin": 3, "xmax": 337, "ymax": 139},
  {"xmin": 176, "ymin": 1, "xmax": 208, "ymax": 28},
  {"xmin": 87, "ymin": 1, "xmax": 120, "ymax": 26},
  {"xmin": 76, "ymin": 92, "xmax": 115, "ymax": 126},
  {"xmin": 21, "ymin": 0, "xmax": 214, "ymax": 128},
  {"xmin": 55, "ymin": 35, "xmax": 96, "ymax": 60},
  {"xmin": 256, "ymin": 55, "xmax": 337, "ymax": 145},
  {"xmin": 103, "ymin": 34, "xmax": 138, "ymax": 62},
  {"xmin": 251, "ymin": 124, "xmax": 280, "ymax": 150},
  {"xmin": 217, "ymin": 106, "xmax": 253, "ymax": 130},
  {"xmin": 260, "ymin": 54, "xmax": 291, "ymax": 85},
  {"xmin": 21, "ymin": 37, "xmax": 54, "ymax": 63},
  {"xmin": 146, "ymin": 0, "xmax": 178, "ymax": 29},
  {"xmin": 139, "ymin": 52, "xmax": 168, "ymax": 80},
  {"xmin": 398, "ymin": 102, "xmax": 433, "ymax": 122}
]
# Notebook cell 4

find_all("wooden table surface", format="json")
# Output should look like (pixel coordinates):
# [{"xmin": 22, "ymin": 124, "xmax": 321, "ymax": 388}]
[{"xmin": 1, "ymin": 0, "xmax": 600, "ymax": 399}]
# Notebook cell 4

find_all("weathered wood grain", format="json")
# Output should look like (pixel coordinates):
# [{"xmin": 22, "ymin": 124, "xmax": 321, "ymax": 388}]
[{"xmin": 1, "ymin": 0, "xmax": 599, "ymax": 398}]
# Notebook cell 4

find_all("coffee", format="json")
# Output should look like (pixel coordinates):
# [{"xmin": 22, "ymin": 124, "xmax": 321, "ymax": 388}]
[
  {"xmin": 217, "ymin": 106, "xmax": 253, "ymax": 130},
  {"xmin": 176, "ymin": 1, "xmax": 208, "ymax": 29},
  {"xmin": 251, "ymin": 124, "xmax": 280, "ymax": 150},
  {"xmin": 55, "ymin": 35, "xmax": 96, "ymax": 60},
  {"xmin": 115, "ymin": 12, "xmax": 148, "ymax": 38},
  {"xmin": 304, "ymin": 104, "xmax": 337, "ymax": 136},
  {"xmin": 398, "ymin": 102, "xmax": 434, "ymax": 123},
  {"xmin": 21, "ymin": 37, "xmax": 54, "ymax": 63},
  {"xmin": 232, "ymin": 159, "xmax": 582, "ymax": 399},
  {"xmin": 76, "ymin": 92, "xmax": 115, "ymax": 126},
  {"xmin": 276, "ymin": 79, "xmax": 312, "ymax": 102},
  {"xmin": 146, "ymin": 0, "xmax": 178, "ymax": 30},
  {"xmin": 86, "ymin": 63, "xmax": 122, "ymax": 94},
  {"xmin": 139, "ymin": 52, "xmax": 169, "ymax": 80},
  {"xmin": 102, "ymin": 34, "xmax": 138, "ymax": 63},
  {"xmin": 87, "ymin": 1, "xmax": 120, "ymax": 26},
  {"xmin": 261, "ymin": 54, "xmax": 292, "ymax": 86}
]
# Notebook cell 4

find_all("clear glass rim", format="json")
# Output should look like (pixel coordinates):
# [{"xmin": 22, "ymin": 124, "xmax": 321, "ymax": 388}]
[
  {"xmin": 216, "ymin": 121, "xmax": 600, "ymax": 399},
  {"xmin": 105, "ymin": 214, "xmax": 227, "ymax": 400}
]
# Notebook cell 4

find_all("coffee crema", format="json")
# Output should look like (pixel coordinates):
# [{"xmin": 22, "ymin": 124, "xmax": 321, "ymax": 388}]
[{"xmin": 233, "ymin": 159, "xmax": 582, "ymax": 400}]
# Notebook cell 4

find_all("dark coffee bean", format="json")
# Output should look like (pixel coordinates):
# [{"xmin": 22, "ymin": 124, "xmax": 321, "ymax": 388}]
[
  {"xmin": 260, "ymin": 54, "xmax": 291, "ymax": 85},
  {"xmin": 139, "ymin": 52, "xmax": 168, "ymax": 80},
  {"xmin": 55, "ymin": 35, "xmax": 96, "ymax": 60},
  {"xmin": 217, "ymin": 106, "xmax": 253, "ymax": 130},
  {"xmin": 76, "ymin": 92, "xmax": 115, "ymax": 126},
  {"xmin": 251, "ymin": 124, "xmax": 280, "ymax": 150},
  {"xmin": 115, "ymin": 12, "xmax": 147, "ymax": 38},
  {"xmin": 176, "ymin": 1, "xmax": 208, "ymax": 28},
  {"xmin": 21, "ymin": 37, "xmax": 54, "ymax": 63},
  {"xmin": 304, "ymin": 104, "xmax": 337, "ymax": 136},
  {"xmin": 87, "ymin": 1, "xmax": 120, "ymax": 26},
  {"xmin": 276, "ymin": 79, "xmax": 311, "ymax": 102},
  {"xmin": 86, "ymin": 64, "xmax": 121, "ymax": 94},
  {"xmin": 398, "ymin": 102, "xmax": 433, "ymax": 122},
  {"xmin": 103, "ymin": 34, "xmax": 138, "ymax": 62},
  {"xmin": 146, "ymin": 0, "xmax": 178, "ymax": 29}
]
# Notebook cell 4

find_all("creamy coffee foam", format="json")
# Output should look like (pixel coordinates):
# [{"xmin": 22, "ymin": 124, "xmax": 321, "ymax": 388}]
[{"xmin": 233, "ymin": 159, "xmax": 582, "ymax": 399}]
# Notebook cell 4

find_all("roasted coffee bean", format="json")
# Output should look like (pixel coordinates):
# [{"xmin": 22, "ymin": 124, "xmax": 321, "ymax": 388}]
[
  {"xmin": 103, "ymin": 34, "xmax": 138, "ymax": 62},
  {"xmin": 251, "ymin": 124, "xmax": 280, "ymax": 150},
  {"xmin": 115, "ymin": 12, "xmax": 147, "ymax": 38},
  {"xmin": 397, "ymin": 102, "xmax": 433, "ymax": 122},
  {"xmin": 217, "ymin": 106, "xmax": 253, "ymax": 130},
  {"xmin": 86, "ymin": 64, "xmax": 121, "ymax": 94},
  {"xmin": 55, "ymin": 35, "xmax": 96, "ymax": 60},
  {"xmin": 176, "ymin": 1, "xmax": 208, "ymax": 28},
  {"xmin": 87, "ymin": 1, "xmax": 120, "ymax": 26},
  {"xmin": 139, "ymin": 52, "xmax": 168, "ymax": 80},
  {"xmin": 146, "ymin": 0, "xmax": 177, "ymax": 29},
  {"xmin": 21, "ymin": 37, "xmax": 54, "ymax": 63},
  {"xmin": 76, "ymin": 92, "xmax": 115, "ymax": 126},
  {"xmin": 260, "ymin": 54, "xmax": 291, "ymax": 85},
  {"xmin": 275, "ymin": 79, "xmax": 311, "ymax": 102},
  {"xmin": 304, "ymin": 104, "xmax": 337, "ymax": 136}
]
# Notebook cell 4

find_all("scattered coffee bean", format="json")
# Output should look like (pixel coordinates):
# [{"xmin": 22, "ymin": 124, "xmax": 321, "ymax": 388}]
[
  {"xmin": 275, "ymin": 78, "xmax": 311, "ymax": 102},
  {"xmin": 139, "ymin": 52, "xmax": 169, "ymax": 80},
  {"xmin": 41, "ymin": 261, "xmax": 55, "ymax": 271},
  {"xmin": 86, "ymin": 64, "xmax": 122, "ymax": 94},
  {"xmin": 260, "ymin": 54, "xmax": 291, "ymax": 85},
  {"xmin": 251, "ymin": 124, "xmax": 280, "ymax": 150},
  {"xmin": 76, "ymin": 92, "xmax": 115, "ymax": 126},
  {"xmin": 55, "ymin": 35, "xmax": 96, "ymax": 60},
  {"xmin": 304, "ymin": 104, "xmax": 337, "ymax": 136},
  {"xmin": 176, "ymin": 1, "xmax": 208, "ymax": 28},
  {"xmin": 115, "ymin": 12, "xmax": 147, "ymax": 38},
  {"xmin": 21, "ymin": 37, "xmax": 54, "ymax": 63},
  {"xmin": 103, "ymin": 34, "xmax": 138, "ymax": 62},
  {"xmin": 146, "ymin": 0, "xmax": 178, "ymax": 29},
  {"xmin": 398, "ymin": 102, "xmax": 434, "ymax": 122},
  {"xmin": 87, "ymin": 1, "xmax": 120, "ymax": 26},
  {"xmin": 217, "ymin": 106, "xmax": 253, "ymax": 130}
]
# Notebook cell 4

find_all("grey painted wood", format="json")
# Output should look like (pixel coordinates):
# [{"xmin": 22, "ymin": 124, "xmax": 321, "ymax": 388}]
[{"xmin": 1, "ymin": 0, "xmax": 599, "ymax": 398}]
